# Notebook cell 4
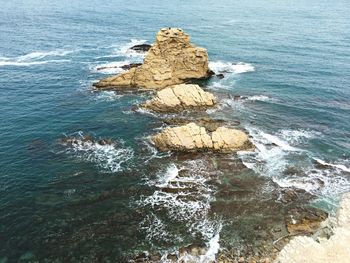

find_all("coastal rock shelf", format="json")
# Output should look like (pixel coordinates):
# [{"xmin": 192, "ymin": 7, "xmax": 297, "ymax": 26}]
[
  {"xmin": 142, "ymin": 84, "xmax": 216, "ymax": 112},
  {"xmin": 151, "ymin": 122, "xmax": 253, "ymax": 153},
  {"xmin": 276, "ymin": 193, "xmax": 350, "ymax": 263},
  {"xmin": 94, "ymin": 28, "xmax": 212, "ymax": 89}
]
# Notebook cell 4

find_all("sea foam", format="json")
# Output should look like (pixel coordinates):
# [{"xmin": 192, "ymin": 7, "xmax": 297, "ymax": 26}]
[
  {"xmin": 60, "ymin": 132, "xmax": 133, "ymax": 173},
  {"xmin": 209, "ymin": 61, "xmax": 255, "ymax": 74},
  {"xmin": 0, "ymin": 49, "xmax": 72, "ymax": 67},
  {"xmin": 137, "ymin": 160, "xmax": 221, "ymax": 260},
  {"xmin": 91, "ymin": 60, "xmax": 130, "ymax": 74}
]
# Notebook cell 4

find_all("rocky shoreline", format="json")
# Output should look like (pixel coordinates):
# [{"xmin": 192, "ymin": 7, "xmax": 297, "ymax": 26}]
[{"xmin": 92, "ymin": 28, "xmax": 347, "ymax": 263}]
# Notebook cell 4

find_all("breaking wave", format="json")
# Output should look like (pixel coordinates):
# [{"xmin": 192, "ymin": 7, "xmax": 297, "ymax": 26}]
[
  {"xmin": 0, "ymin": 50, "xmax": 72, "ymax": 67},
  {"xmin": 239, "ymin": 126, "xmax": 350, "ymax": 207},
  {"xmin": 93, "ymin": 91, "xmax": 124, "ymax": 101},
  {"xmin": 209, "ymin": 61, "xmax": 255, "ymax": 74},
  {"xmin": 279, "ymin": 129, "xmax": 322, "ymax": 145},
  {"xmin": 59, "ymin": 132, "xmax": 133, "ymax": 173},
  {"xmin": 113, "ymin": 39, "xmax": 148, "ymax": 59},
  {"xmin": 90, "ymin": 60, "xmax": 130, "ymax": 74},
  {"xmin": 137, "ymin": 160, "xmax": 222, "ymax": 262}
]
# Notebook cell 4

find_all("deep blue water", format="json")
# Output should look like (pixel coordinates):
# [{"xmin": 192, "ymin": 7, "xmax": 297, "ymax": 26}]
[{"xmin": 1, "ymin": 0, "xmax": 350, "ymax": 262}]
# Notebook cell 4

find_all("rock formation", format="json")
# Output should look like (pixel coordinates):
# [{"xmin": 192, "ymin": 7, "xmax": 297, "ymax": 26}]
[
  {"xmin": 163, "ymin": 117, "xmax": 230, "ymax": 132},
  {"xmin": 130, "ymin": 43, "xmax": 152, "ymax": 53},
  {"xmin": 285, "ymin": 207, "xmax": 328, "ymax": 235},
  {"xmin": 142, "ymin": 84, "xmax": 216, "ymax": 112},
  {"xmin": 151, "ymin": 122, "xmax": 253, "ymax": 153},
  {"xmin": 276, "ymin": 193, "xmax": 350, "ymax": 263},
  {"xmin": 94, "ymin": 28, "xmax": 212, "ymax": 89}
]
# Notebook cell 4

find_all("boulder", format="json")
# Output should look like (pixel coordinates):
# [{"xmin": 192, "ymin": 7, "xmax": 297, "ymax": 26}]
[
  {"xmin": 142, "ymin": 84, "xmax": 216, "ymax": 112},
  {"xmin": 94, "ymin": 28, "xmax": 212, "ymax": 89},
  {"xmin": 151, "ymin": 122, "xmax": 253, "ymax": 153}
]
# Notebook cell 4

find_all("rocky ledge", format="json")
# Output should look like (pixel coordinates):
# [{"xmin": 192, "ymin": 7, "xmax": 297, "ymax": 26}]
[
  {"xmin": 276, "ymin": 193, "xmax": 350, "ymax": 263},
  {"xmin": 151, "ymin": 122, "xmax": 254, "ymax": 153},
  {"xmin": 93, "ymin": 28, "xmax": 212, "ymax": 89},
  {"xmin": 142, "ymin": 84, "xmax": 216, "ymax": 112}
]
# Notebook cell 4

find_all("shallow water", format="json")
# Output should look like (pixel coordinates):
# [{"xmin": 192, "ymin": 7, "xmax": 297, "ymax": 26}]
[{"xmin": 1, "ymin": 0, "xmax": 350, "ymax": 261}]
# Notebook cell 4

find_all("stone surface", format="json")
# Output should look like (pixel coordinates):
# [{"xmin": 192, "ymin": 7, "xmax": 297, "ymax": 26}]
[
  {"xmin": 94, "ymin": 28, "xmax": 211, "ymax": 89},
  {"xmin": 129, "ymin": 43, "xmax": 152, "ymax": 53},
  {"xmin": 275, "ymin": 193, "xmax": 350, "ymax": 263},
  {"xmin": 285, "ymin": 207, "xmax": 327, "ymax": 235},
  {"xmin": 151, "ymin": 122, "xmax": 253, "ymax": 153},
  {"xmin": 142, "ymin": 84, "xmax": 216, "ymax": 112},
  {"xmin": 163, "ymin": 117, "xmax": 227, "ymax": 132}
]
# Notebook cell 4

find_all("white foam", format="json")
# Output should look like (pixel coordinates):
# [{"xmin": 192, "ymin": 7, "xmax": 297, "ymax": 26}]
[
  {"xmin": 238, "ymin": 127, "xmax": 301, "ymax": 179},
  {"xmin": 113, "ymin": 39, "xmax": 148, "ymax": 59},
  {"xmin": 208, "ymin": 81, "xmax": 232, "ymax": 90},
  {"xmin": 239, "ymin": 127, "xmax": 350, "ymax": 205},
  {"xmin": 201, "ymin": 231, "xmax": 221, "ymax": 262},
  {"xmin": 62, "ymin": 134, "xmax": 133, "ymax": 173},
  {"xmin": 137, "ymin": 160, "xmax": 219, "ymax": 248},
  {"xmin": 93, "ymin": 91, "xmax": 123, "ymax": 102},
  {"xmin": 177, "ymin": 222, "xmax": 222, "ymax": 263},
  {"xmin": 279, "ymin": 129, "xmax": 321, "ymax": 144},
  {"xmin": 0, "ymin": 49, "xmax": 72, "ymax": 67},
  {"xmin": 209, "ymin": 61, "xmax": 255, "ymax": 74},
  {"xmin": 155, "ymin": 163, "xmax": 179, "ymax": 188},
  {"xmin": 260, "ymin": 131, "xmax": 299, "ymax": 152},
  {"xmin": 91, "ymin": 60, "xmax": 130, "ymax": 74},
  {"xmin": 314, "ymin": 158, "xmax": 350, "ymax": 173},
  {"xmin": 247, "ymin": 95, "xmax": 271, "ymax": 101},
  {"xmin": 16, "ymin": 50, "xmax": 73, "ymax": 61}
]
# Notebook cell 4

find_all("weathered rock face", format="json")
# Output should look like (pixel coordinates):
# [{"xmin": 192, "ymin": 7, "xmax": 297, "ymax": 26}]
[
  {"xmin": 151, "ymin": 122, "xmax": 253, "ymax": 153},
  {"xmin": 94, "ymin": 28, "xmax": 211, "ymax": 89},
  {"xmin": 142, "ymin": 84, "xmax": 216, "ymax": 112}
]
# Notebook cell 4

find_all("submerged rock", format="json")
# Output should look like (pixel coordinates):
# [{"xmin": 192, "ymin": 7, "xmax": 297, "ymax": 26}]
[
  {"xmin": 94, "ymin": 28, "xmax": 212, "ymax": 89},
  {"xmin": 151, "ymin": 122, "xmax": 253, "ymax": 153},
  {"xmin": 142, "ymin": 84, "xmax": 216, "ymax": 112}
]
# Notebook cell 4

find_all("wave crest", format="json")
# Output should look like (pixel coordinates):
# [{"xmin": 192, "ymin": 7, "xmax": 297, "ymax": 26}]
[{"xmin": 209, "ymin": 61, "xmax": 255, "ymax": 74}]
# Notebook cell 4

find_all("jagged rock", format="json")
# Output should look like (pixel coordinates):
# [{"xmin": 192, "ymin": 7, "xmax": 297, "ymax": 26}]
[
  {"xmin": 142, "ymin": 84, "xmax": 216, "ymax": 112},
  {"xmin": 129, "ymin": 43, "xmax": 152, "ymax": 53},
  {"xmin": 94, "ymin": 28, "xmax": 212, "ymax": 89},
  {"xmin": 151, "ymin": 122, "xmax": 253, "ymax": 153}
]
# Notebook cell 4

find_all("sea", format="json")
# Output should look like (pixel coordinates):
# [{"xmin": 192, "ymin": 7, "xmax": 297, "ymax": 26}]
[{"xmin": 0, "ymin": 0, "xmax": 349, "ymax": 262}]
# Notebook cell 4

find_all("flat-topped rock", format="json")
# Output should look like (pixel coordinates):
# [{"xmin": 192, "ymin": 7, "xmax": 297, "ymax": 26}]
[
  {"xmin": 94, "ymin": 28, "xmax": 212, "ymax": 89},
  {"xmin": 151, "ymin": 122, "xmax": 253, "ymax": 153},
  {"xmin": 142, "ymin": 84, "xmax": 216, "ymax": 112}
]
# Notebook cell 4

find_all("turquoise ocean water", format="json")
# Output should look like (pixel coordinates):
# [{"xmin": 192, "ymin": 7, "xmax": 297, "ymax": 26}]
[{"xmin": 0, "ymin": 0, "xmax": 349, "ymax": 261}]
